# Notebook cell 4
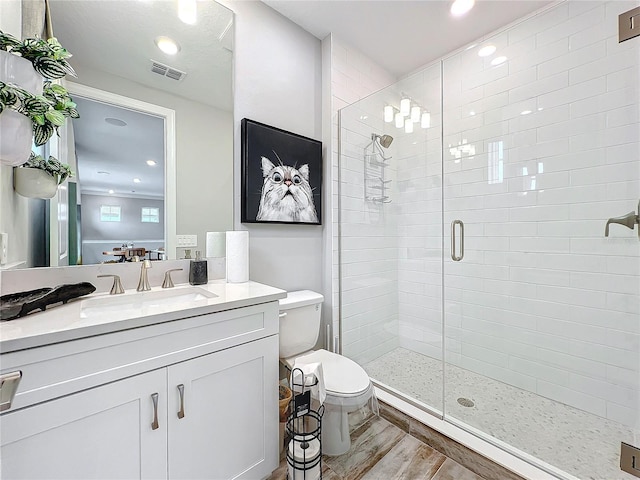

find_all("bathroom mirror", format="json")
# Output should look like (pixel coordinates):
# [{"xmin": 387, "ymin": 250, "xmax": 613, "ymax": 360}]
[{"xmin": 10, "ymin": 0, "xmax": 234, "ymax": 268}]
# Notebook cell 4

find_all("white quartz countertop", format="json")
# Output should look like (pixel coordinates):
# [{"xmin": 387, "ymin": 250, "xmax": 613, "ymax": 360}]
[{"xmin": 0, "ymin": 280, "xmax": 286, "ymax": 353}]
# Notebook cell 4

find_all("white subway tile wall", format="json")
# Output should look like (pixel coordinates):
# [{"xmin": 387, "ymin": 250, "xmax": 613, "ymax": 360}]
[
  {"xmin": 329, "ymin": 37, "xmax": 397, "ymax": 363},
  {"xmin": 442, "ymin": 0, "xmax": 639, "ymax": 427},
  {"xmin": 338, "ymin": 0, "xmax": 639, "ymax": 429}
]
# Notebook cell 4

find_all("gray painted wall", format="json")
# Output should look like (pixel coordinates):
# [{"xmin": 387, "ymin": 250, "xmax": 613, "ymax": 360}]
[
  {"xmin": 81, "ymin": 194, "xmax": 164, "ymax": 241},
  {"xmin": 225, "ymin": 0, "xmax": 324, "ymax": 301},
  {"xmin": 70, "ymin": 65, "xmax": 234, "ymax": 254}
]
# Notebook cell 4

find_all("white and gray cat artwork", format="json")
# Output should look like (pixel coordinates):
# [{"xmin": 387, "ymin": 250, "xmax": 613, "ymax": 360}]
[{"xmin": 256, "ymin": 154, "xmax": 319, "ymax": 223}]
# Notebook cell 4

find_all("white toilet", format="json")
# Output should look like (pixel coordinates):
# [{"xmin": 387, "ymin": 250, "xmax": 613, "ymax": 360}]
[{"xmin": 279, "ymin": 290, "xmax": 376, "ymax": 456}]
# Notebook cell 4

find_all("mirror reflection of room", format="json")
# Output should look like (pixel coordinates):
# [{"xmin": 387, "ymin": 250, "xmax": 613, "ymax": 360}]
[
  {"xmin": 72, "ymin": 97, "xmax": 166, "ymax": 265},
  {"xmin": 1, "ymin": 0, "xmax": 234, "ymax": 268}
]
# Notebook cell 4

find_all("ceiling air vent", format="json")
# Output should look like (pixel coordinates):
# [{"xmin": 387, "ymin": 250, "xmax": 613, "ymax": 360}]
[{"xmin": 150, "ymin": 60, "xmax": 187, "ymax": 81}]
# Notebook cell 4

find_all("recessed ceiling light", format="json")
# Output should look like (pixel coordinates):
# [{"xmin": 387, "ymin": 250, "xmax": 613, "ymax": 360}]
[
  {"xmin": 478, "ymin": 45, "xmax": 497, "ymax": 57},
  {"xmin": 469, "ymin": 111, "xmax": 476, "ymax": 116},
  {"xmin": 133, "ymin": 178, "xmax": 141, "ymax": 183},
  {"xmin": 491, "ymin": 56, "xmax": 507, "ymax": 66},
  {"xmin": 521, "ymin": 110, "xmax": 532, "ymax": 115},
  {"xmin": 108, "ymin": 189, "xmax": 114, "ymax": 194},
  {"xmin": 104, "ymin": 117, "xmax": 127, "ymax": 127},
  {"xmin": 155, "ymin": 36, "xmax": 180, "ymax": 55},
  {"xmin": 146, "ymin": 160, "xmax": 157, "ymax": 166},
  {"xmin": 451, "ymin": 0, "xmax": 475, "ymax": 16}
]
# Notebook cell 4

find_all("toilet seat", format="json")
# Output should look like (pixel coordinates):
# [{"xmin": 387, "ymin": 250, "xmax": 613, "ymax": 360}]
[{"xmin": 288, "ymin": 349, "xmax": 371, "ymax": 396}]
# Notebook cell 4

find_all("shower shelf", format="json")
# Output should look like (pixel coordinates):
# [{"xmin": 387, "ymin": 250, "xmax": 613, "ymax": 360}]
[{"xmin": 364, "ymin": 134, "xmax": 392, "ymax": 204}]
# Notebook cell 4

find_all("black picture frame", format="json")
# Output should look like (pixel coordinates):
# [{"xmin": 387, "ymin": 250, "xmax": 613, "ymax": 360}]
[{"xmin": 241, "ymin": 118, "xmax": 322, "ymax": 225}]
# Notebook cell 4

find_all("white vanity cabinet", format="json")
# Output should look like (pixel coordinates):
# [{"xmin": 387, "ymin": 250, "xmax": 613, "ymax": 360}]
[{"xmin": 0, "ymin": 297, "xmax": 281, "ymax": 480}]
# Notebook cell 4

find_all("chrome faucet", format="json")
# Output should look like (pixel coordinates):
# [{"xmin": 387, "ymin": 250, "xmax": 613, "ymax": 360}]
[
  {"xmin": 97, "ymin": 274, "xmax": 124, "ymax": 294},
  {"xmin": 137, "ymin": 259, "xmax": 152, "ymax": 292},
  {"xmin": 162, "ymin": 268, "xmax": 183, "ymax": 288},
  {"xmin": 605, "ymin": 201, "xmax": 639, "ymax": 237}
]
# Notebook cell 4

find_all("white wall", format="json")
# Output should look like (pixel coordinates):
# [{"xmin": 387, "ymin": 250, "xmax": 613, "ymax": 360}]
[
  {"xmin": 0, "ymin": 0, "xmax": 27, "ymax": 269},
  {"xmin": 224, "ymin": 0, "xmax": 324, "ymax": 296},
  {"xmin": 439, "ymin": 0, "xmax": 639, "ymax": 428},
  {"xmin": 340, "ymin": 0, "xmax": 639, "ymax": 428},
  {"xmin": 326, "ymin": 36, "xmax": 397, "ymax": 362}
]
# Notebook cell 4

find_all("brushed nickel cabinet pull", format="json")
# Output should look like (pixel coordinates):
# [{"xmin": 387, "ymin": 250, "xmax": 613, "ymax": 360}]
[
  {"xmin": 177, "ymin": 384, "xmax": 185, "ymax": 419},
  {"xmin": 451, "ymin": 220, "xmax": 464, "ymax": 262},
  {"xmin": 151, "ymin": 393, "xmax": 159, "ymax": 430},
  {"xmin": 0, "ymin": 371, "xmax": 22, "ymax": 412}
]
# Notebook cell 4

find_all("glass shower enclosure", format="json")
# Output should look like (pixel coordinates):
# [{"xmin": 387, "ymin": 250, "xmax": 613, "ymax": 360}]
[{"xmin": 338, "ymin": 2, "xmax": 639, "ymax": 479}]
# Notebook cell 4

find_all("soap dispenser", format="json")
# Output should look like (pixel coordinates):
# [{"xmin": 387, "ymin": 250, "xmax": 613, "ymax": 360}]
[{"xmin": 189, "ymin": 251, "xmax": 208, "ymax": 285}]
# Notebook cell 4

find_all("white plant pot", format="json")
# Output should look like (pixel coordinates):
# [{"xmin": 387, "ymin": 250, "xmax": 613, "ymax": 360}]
[
  {"xmin": 0, "ymin": 50, "xmax": 43, "ymax": 166},
  {"xmin": 0, "ymin": 110, "xmax": 34, "ymax": 166},
  {"xmin": 14, "ymin": 167, "xmax": 59, "ymax": 199}
]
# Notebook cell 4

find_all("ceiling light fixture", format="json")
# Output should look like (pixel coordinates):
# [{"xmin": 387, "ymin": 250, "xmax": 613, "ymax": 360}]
[
  {"xmin": 104, "ymin": 117, "xmax": 127, "ymax": 127},
  {"xmin": 108, "ymin": 189, "xmax": 114, "ymax": 194},
  {"xmin": 133, "ymin": 178, "xmax": 141, "ymax": 183},
  {"xmin": 400, "ymin": 98, "xmax": 411, "ymax": 117},
  {"xmin": 521, "ymin": 110, "xmax": 532, "ymax": 115},
  {"xmin": 146, "ymin": 160, "xmax": 157, "ymax": 166},
  {"xmin": 411, "ymin": 105, "xmax": 421, "ymax": 123},
  {"xmin": 178, "ymin": 0, "xmax": 197, "ymax": 25},
  {"xmin": 395, "ymin": 112, "xmax": 404, "ymax": 128},
  {"xmin": 404, "ymin": 118, "xmax": 414, "ymax": 134},
  {"xmin": 384, "ymin": 105, "xmax": 394, "ymax": 123},
  {"xmin": 155, "ymin": 36, "xmax": 181, "ymax": 55},
  {"xmin": 478, "ymin": 45, "xmax": 496, "ymax": 57},
  {"xmin": 491, "ymin": 56, "xmax": 507, "ymax": 66},
  {"xmin": 421, "ymin": 112, "xmax": 431, "ymax": 129},
  {"xmin": 451, "ymin": 0, "xmax": 475, "ymax": 16}
]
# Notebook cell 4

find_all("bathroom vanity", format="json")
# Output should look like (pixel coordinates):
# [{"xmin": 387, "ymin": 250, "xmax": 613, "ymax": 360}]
[{"xmin": 0, "ymin": 281, "xmax": 286, "ymax": 480}]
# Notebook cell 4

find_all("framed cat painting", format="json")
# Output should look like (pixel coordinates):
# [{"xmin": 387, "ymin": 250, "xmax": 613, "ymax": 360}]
[{"xmin": 241, "ymin": 118, "xmax": 322, "ymax": 225}]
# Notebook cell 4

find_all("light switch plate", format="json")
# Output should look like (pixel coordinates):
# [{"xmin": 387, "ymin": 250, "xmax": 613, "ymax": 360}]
[
  {"xmin": 0, "ymin": 233, "xmax": 7, "ymax": 265},
  {"xmin": 176, "ymin": 234, "xmax": 198, "ymax": 248}
]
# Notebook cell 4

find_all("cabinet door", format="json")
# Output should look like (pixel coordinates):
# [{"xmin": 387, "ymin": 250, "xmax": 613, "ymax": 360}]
[
  {"xmin": 1, "ymin": 369, "xmax": 167, "ymax": 480},
  {"xmin": 167, "ymin": 335, "xmax": 279, "ymax": 480}
]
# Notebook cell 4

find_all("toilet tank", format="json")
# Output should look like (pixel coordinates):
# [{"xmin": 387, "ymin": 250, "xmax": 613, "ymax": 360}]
[{"xmin": 278, "ymin": 290, "xmax": 324, "ymax": 359}]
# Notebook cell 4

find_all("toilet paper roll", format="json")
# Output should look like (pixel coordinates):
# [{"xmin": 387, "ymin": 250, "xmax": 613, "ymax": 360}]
[
  {"xmin": 206, "ymin": 232, "xmax": 226, "ymax": 258},
  {"xmin": 226, "ymin": 230, "xmax": 249, "ymax": 283},
  {"xmin": 288, "ymin": 436, "xmax": 321, "ymax": 461}
]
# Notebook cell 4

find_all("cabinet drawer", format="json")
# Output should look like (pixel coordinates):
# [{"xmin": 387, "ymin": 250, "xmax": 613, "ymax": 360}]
[{"xmin": 1, "ymin": 302, "xmax": 278, "ymax": 412}]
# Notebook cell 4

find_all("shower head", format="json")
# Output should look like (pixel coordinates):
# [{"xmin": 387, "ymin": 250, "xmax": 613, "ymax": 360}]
[{"xmin": 373, "ymin": 134, "xmax": 394, "ymax": 148}]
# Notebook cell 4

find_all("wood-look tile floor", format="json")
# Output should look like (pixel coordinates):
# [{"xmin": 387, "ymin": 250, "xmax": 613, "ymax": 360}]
[{"xmin": 268, "ymin": 415, "xmax": 485, "ymax": 480}]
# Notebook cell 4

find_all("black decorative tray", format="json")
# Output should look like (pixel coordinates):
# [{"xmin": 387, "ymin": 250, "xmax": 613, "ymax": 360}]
[{"xmin": 0, "ymin": 282, "xmax": 96, "ymax": 321}]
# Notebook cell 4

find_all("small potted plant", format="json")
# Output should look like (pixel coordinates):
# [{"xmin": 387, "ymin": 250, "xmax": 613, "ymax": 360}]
[
  {"xmin": 0, "ymin": 30, "xmax": 78, "ymax": 166},
  {"xmin": 13, "ymin": 151, "xmax": 73, "ymax": 199}
]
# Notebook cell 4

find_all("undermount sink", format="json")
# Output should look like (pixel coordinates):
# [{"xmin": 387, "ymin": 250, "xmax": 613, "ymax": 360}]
[{"xmin": 80, "ymin": 286, "xmax": 218, "ymax": 319}]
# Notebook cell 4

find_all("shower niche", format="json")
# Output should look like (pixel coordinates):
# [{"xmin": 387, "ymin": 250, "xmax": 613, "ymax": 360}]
[{"xmin": 363, "ymin": 133, "xmax": 393, "ymax": 204}]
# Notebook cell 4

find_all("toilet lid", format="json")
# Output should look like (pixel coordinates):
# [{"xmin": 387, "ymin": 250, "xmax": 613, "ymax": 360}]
[{"xmin": 294, "ymin": 349, "xmax": 370, "ymax": 396}]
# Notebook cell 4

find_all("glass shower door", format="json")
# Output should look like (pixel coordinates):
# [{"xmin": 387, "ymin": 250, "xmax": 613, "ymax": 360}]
[{"xmin": 442, "ymin": 2, "xmax": 639, "ymax": 479}]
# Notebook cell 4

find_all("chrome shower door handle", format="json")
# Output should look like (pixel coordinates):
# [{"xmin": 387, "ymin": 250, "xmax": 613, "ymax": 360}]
[{"xmin": 451, "ymin": 220, "xmax": 464, "ymax": 262}]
